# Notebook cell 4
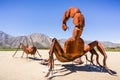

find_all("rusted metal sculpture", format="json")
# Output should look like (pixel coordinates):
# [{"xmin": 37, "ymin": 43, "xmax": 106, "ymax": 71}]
[
  {"xmin": 41, "ymin": 7, "xmax": 113, "ymax": 77},
  {"xmin": 12, "ymin": 36, "xmax": 41, "ymax": 58},
  {"xmin": 84, "ymin": 50, "xmax": 102, "ymax": 67}
]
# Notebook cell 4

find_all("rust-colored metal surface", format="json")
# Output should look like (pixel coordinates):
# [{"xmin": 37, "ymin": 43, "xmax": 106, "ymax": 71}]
[{"xmin": 41, "ymin": 7, "xmax": 112, "ymax": 77}]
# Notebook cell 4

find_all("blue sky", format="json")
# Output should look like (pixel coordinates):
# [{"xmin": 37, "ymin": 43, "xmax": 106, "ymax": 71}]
[{"xmin": 0, "ymin": 0, "xmax": 120, "ymax": 43}]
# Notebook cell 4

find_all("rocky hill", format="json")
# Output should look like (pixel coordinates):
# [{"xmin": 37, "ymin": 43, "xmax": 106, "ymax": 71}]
[
  {"xmin": 0, "ymin": 31, "xmax": 120, "ymax": 48},
  {"xmin": 0, "ymin": 31, "xmax": 53, "ymax": 48}
]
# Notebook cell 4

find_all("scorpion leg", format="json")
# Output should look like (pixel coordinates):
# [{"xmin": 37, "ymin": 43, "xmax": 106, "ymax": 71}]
[
  {"xmin": 89, "ymin": 49, "xmax": 102, "ymax": 67},
  {"xmin": 84, "ymin": 41, "xmax": 107, "ymax": 68},
  {"xmin": 45, "ymin": 38, "xmax": 56, "ymax": 77}
]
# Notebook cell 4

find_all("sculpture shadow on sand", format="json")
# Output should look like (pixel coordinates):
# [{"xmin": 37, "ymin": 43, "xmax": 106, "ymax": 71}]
[{"xmin": 48, "ymin": 64, "xmax": 117, "ymax": 79}]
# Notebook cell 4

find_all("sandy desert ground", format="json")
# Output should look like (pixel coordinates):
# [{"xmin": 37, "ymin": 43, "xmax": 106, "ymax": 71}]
[{"xmin": 0, "ymin": 50, "xmax": 120, "ymax": 80}]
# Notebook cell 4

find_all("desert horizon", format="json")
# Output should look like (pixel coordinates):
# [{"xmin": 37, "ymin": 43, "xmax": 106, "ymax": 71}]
[{"xmin": 0, "ymin": 50, "xmax": 119, "ymax": 80}]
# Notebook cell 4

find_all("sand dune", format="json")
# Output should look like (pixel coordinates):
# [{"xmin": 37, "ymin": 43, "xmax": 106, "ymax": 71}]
[{"xmin": 0, "ymin": 50, "xmax": 120, "ymax": 80}]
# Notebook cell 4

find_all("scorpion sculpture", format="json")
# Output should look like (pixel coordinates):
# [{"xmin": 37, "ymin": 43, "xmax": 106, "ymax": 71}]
[{"xmin": 41, "ymin": 7, "xmax": 113, "ymax": 77}]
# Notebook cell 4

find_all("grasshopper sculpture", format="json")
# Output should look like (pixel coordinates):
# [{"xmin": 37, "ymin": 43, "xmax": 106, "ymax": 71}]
[{"xmin": 12, "ymin": 36, "xmax": 41, "ymax": 58}]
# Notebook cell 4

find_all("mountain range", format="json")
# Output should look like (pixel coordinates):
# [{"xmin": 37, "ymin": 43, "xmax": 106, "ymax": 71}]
[{"xmin": 0, "ymin": 31, "xmax": 120, "ymax": 48}]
